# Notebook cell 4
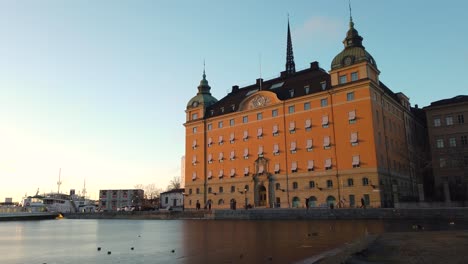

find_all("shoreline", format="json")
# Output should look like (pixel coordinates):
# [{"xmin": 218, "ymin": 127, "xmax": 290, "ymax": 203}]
[{"xmin": 64, "ymin": 207, "xmax": 468, "ymax": 221}]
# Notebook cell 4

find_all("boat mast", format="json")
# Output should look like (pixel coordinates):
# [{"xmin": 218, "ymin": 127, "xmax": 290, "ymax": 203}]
[{"xmin": 57, "ymin": 168, "xmax": 62, "ymax": 194}]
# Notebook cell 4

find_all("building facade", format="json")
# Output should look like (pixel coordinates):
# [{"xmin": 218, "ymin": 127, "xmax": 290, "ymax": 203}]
[
  {"xmin": 99, "ymin": 189, "xmax": 144, "ymax": 211},
  {"xmin": 184, "ymin": 17, "xmax": 424, "ymax": 209},
  {"xmin": 424, "ymin": 96, "xmax": 468, "ymax": 201},
  {"xmin": 160, "ymin": 188, "xmax": 185, "ymax": 209}
]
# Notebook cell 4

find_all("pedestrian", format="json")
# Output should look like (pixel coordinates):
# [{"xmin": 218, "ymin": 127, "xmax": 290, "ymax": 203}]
[
  {"xmin": 196, "ymin": 200, "xmax": 200, "ymax": 210},
  {"xmin": 230, "ymin": 199, "xmax": 233, "ymax": 210},
  {"xmin": 360, "ymin": 198, "xmax": 366, "ymax": 209},
  {"xmin": 208, "ymin": 200, "xmax": 212, "ymax": 210},
  {"xmin": 305, "ymin": 198, "xmax": 309, "ymax": 210},
  {"xmin": 233, "ymin": 200, "xmax": 237, "ymax": 210}
]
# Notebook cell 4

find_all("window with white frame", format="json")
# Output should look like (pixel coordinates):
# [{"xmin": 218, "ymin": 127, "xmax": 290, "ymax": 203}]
[
  {"xmin": 243, "ymin": 148, "xmax": 249, "ymax": 159},
  {"xmin": 323, "ymin": 136, "xmax": 331, "ymax": 149},
  {"xmin": 274, "ymin": 163, "xmax": 280, "ymax": 174},
  {"xmin": 434, "ymin": 118, "xmax": 441, "ymax": 127},
  {"xmin": 208, "ymin": 153, "xmax": 213, "ymax": 164},
  {"xmin": 218, "ymin": 152, "xmax": 224, "ymax": 162},
  {"xmin": 230, "ymin": 150, "xmax": 235, "ymax": 160},
  {"xmin": 193, "ymin": 127, "xmax": 197, "ymax": 133},
  {"xmin": 305, "ymin": 119, "xmax": 312, "ymax": 131},
  {"xmin": 350, "ymin": 132, "xmax": 358, "ymax": 146},
  {"xmin": 243, "ymin": 130, "xmax": 248, "ymax": 141},
  {"xmin": 208, "ymin": 137, "xmax": 213, "ymax": 147},
  {"xmin": 192, "ymin": 172, "xmax": 197, "ymax": 181},
  {"xmin": 449, "ymin": 137, "xmax": 457, "ymax": 147},
  {"xmin": 306, "ymin": 139, "xmax": 313, "ymax": 151},
  {"xmin": 307, "ymin": 160, "xmax": 314, "ymax": 171},
  {"xmin": 258, "ymin": 146, "xmax": 264, "ymax": 157},
  {"xmin": 290, "ymin": 141, "xmax": 297, "ymax": 154},
  {"xmin": 207, "ymin": 170, "xmax": 212, "ymax": 179},
  {"xmin": 289, "ymin": 121, "xmax": 296, "ymax": 133},
  {"xmin": 257, "ymin": 128, "xmax": 263, "ymax": 139},
  {"xmin": 244, "ymin": 167, "xmax": 249, "ymax": 176},
  {"xmin": 230, "ymin": 168, "xmax": 236, "ymax": 178},
  {"xmin": 273, "ymin": 144, "xmax": 279, "ymax": 155},
  {"xmin": 339, "ymin": 75, "xmax": 347, "ymax": 84},
  {"xmin": 322, "ymin": 115, "xmax": 329, "ymax": 128},
  {"xmin": 258, "ymin": 165, "xmax": 264, "ymax": 175},
  {"xmin": 218, "ymin": 135, "xmax": 224, "ymax": 145},
  {"xmin": 348, "ymin": 110, "xmax": 356, "ymax": 124},
  {"xmin": 321, "ymin": 98, "xmax": 328, "ymax": 107},
  {"xmin": 272, "ymin": 124, "xmax": 279, "ymax": 136},
  {"xmin": 325, "ymin": 158, "xmax": 332, "ymax": 170},
  {"xmin": 291, "ymin": 161, "xmax": 298, "ymax": 173},
  {"xmin": 436, "ymin": 139, "xmax": 444, "ymax": 148},
  {"xmin": 192, "ymin": 155, "xmax": 197, "ymax": 165},
  {"xmin": 192, "ymin": 139, "xmax": 197, "ymax": 149},
  {"xmin": 218, "ymin": 169, "xmax": 224, "ymax": 178},
  {"xmin": 230, "ymin": 132, "xmax": 235, "ymax": 143},
  {"xmin": 351, "ymin": 72, "xmax": 358, "ymax": 81},
  {"xmin": 446, "ymin": 116, "xmax": 453, "ymax": 126},
  {"xmin": 352, "ymin": 155, "xmax": 360, "ymax": 168}
]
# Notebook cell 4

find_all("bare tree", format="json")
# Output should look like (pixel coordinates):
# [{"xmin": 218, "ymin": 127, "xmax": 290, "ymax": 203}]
[
  {"xmin": 167, "ymin": 176, "xmax": 181, "ymax": 191},
  {"xmin": 134, "ymin": 183, "xmax": 163, "ymax": 199}
]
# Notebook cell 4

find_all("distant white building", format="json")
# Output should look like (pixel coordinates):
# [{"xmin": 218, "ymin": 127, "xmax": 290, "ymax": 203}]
[
  {"xmin": 180, "ymin": 156, "xmax": 185, "ymax": 188},
  {"xmin": 99, "ymin": 189, "xmax": 144, "ymax": 211},
  {"xmin": 160, "ymin": 188, "xmax": 184, "ymax": 209}
]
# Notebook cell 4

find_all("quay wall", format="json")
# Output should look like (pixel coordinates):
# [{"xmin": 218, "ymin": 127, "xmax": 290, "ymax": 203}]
[
  {"xmin": 0, "ymin": 212, "xmax": 59, "ymax": 221},
  {"xmin": 64, "ymin": 208, "xmax": 468, "ymax": 220}
]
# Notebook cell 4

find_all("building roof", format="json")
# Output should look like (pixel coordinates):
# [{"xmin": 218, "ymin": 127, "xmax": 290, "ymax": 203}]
[
  {"xmin": 427, "ymin": 95, "xmax": 468, "ymax": 108},
  {"xmin": 160, "ymin": 188, "xmax": 185, "ymax": 195},
  {"xmin": 205, "ymin": 62, "xmax": 330, "ymax": 118}
]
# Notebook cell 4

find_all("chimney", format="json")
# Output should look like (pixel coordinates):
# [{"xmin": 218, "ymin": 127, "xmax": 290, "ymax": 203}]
[
  {"xmin": 415, "ymin": 104, "xmax": 419, "ymax": 109},
  {"xmin": 231, "ymin": 85, "xmax": 239, "ymax": 93},
  {"xmin": 256, "ymin": 78, "xmax": 263, "ymax": 90},
  {"xmin": 310, "ymin": 61, "xmax": 319, "ymax": 70}
]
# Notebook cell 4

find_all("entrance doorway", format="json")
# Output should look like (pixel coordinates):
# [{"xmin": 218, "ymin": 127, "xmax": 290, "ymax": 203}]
[{"xmin": 258, "ymin": 185, "xmax": 267, "ymax": 206}]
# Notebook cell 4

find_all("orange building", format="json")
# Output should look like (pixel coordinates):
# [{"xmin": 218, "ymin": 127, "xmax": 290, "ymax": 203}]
[{"xmin": 184, "ymin": 18, "xmax": 422, "ymax": 209}]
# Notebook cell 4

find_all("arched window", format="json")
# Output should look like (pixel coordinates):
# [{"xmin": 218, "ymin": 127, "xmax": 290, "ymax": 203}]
[
  {"xmin": 244, "ymin": 185, "xmax": 249, "ymax": 191},
  {"xmin": 218, "ymin": 199, "xmax": 224, "ymax": 205},
  {"xmin": 189, "ymin": 189, "xmax": 193, "ymax": 194},
  {"xmin": 231, "ymin": 186, "xmax": 235, "ymax": 193},
  {"xmin": 219, "ymin": 186, "xmax": 224, "ymax": 193},
  {"xmin": 362, "ymin": 177, "xmax": 369, "ymax": 186},
  {"xmin": 292, "ymin": 197, "xmax": 300, "ymax": 208},
  {"xmin": 293, "ymin": 182, "xmax": 298, "ymax": 189},
  {"xmin": 208, "ymin": 187, "xmax": 212, "ymax": 193},
  {"xmin": 196, "ymin": 188, "xmax": 200, "ymax": 194},
  {"xmin": 326, "ymin": 196, "xmax": 336, "ymax": 206},
  {"xmin": 189, "ymin": 200, "xmax": 192, "ymax": 206},
  {"xmin": 308, "ymin": 196, "xmax": 317, "ymax": 207}
]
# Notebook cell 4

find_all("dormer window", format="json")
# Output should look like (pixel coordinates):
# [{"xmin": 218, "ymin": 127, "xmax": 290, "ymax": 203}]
[
  {"xmin": 289, "ymin": 89, "xmax": 294, "ymax": 98},
  {"xmin": 220, "ymin": 107, "xmax": 224, "ymax": 113},
  {"xmin": 320, "ymin": 81, "xmax": 327, "ymax": 90},
  {"xmin": 304, "ymin": 85, "xmax": 310, "ymax": 94},
  {"xmin": 210, "ymin": 110, "xmax": 214, "ymax": 116}
]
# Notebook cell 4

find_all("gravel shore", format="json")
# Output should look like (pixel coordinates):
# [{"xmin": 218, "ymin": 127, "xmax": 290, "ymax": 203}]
[{"xmin": 345, "ymin": 230, "xmax": 468, "ymax": 264}]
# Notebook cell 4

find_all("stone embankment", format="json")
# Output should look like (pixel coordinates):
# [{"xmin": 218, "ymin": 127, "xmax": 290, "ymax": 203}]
[{"xmin": 64, "ymin": 207, "xmax": 468, "ymax": 220}]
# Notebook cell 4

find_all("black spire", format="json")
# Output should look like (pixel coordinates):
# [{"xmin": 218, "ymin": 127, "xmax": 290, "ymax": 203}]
[
  {"xmin": 285, "ymin": 17, "xmax": 296, "ymax": 75},
  {"xmin": 197, "ymin": 62, "xmax": 211, "ymax": 95},
  {"xmin": 343, "ymin": 1, "xmax": 364, "ymax": 49}
]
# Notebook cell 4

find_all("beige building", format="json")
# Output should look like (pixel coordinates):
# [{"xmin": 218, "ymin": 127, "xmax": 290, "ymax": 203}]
[
  {"xmin": 99, "ymin": 189, "xmax": 144, "ymax": 211},
  {"xmin": 424, "ymin": 95, "xmax": 468, "ymax": 201}
]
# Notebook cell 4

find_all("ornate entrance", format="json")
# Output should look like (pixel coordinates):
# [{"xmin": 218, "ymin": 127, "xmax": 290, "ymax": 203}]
[{"xmin": 258, "ymin": 185, "xmax": 267, "ymax": 206}]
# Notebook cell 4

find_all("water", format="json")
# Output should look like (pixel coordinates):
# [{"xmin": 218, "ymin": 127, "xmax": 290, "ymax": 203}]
[{"xmin": 0, "ymin": 219, "xmax": 466, "ymax": 264}]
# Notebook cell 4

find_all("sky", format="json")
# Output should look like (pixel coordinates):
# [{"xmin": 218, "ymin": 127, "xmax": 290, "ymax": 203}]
[{"xmin": 0, "ymin": 0, "xmax": 467, "ymax": 202}]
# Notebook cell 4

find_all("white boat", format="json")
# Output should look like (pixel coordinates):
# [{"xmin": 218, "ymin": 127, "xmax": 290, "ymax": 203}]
[
  {"xmin": 41, "ymin": 192, "xmax": 96, "ymax": 213},
  {"xmin": 20, "ymin": 195, "xmax": 48, "ymax": 213}
]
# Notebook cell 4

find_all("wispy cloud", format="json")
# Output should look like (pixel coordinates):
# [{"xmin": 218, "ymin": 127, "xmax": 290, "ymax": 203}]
[{"xmin": 293, "ymin": 16, "xmax": 343, "ymax": 44}]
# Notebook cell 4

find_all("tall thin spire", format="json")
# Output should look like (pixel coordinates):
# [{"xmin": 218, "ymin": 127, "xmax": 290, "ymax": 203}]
[
  {"xmin": 349, "ymin": 0, "xmax": 353, "ymax": 27},
  {"xmin": 285, "ymin": 15, "xmax": 296, "ymax": 75}
]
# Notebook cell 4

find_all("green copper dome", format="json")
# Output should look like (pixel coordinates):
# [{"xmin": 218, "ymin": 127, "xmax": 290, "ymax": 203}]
[
  {"xmin": 331, "ymin": 20, "xmax": 377, "ymax": 70},
  {"xmin": 187, "ymin": 70, "xmax": 218, "ymax": 109}
]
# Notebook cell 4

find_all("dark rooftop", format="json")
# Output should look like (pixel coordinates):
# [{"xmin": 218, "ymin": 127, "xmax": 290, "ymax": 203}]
[{"xmin": 427, "ymin": 95, "xmax": 468, "ymax": 107}]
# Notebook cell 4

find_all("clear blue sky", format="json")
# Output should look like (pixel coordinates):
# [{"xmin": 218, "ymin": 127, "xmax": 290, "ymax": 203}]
[{"xmin": 1, "ymin": 0, "xmax": 467, "ymax": 201}]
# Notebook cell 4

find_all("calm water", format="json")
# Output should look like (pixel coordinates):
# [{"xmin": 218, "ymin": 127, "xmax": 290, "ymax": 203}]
[{"xmin": 0, "ymin": 219, "xmax": 466, "ymax": 264}]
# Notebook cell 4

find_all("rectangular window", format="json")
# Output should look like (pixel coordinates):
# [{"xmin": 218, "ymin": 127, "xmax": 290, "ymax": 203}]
[
  {"xmin": 325, "ymin": 158, "xmax": 332, "ymax": 170},
  {"xmin": 458, "ymin": 114, "xmax": 465, "ymax": 124},
  {"xmin": 218, "ymin": 135, "xmax": 223, "ymax": 145},
  {"xmin": 243, "ymin": 148, "xmax": 249, "ymax": 159},
  {"xmin": 290, "ymin": 141, "xmax": 297, "ymax": 154},
  {"xmin": 273, "ymin": 144, "xmax": 279, "ymax": 155},
  {"xmin": 229, "ymin": 119, "xmax": 235, "ymax": 126},
  {"xmin": 257, "ymin": 128, "xmax": 263, "ymax": 139},
  {"xmin": 218, "ymin": 121, "xmax": 223, "ymax": 128},
  {"xmin": 274, "ymin": 163, "xmax": 280, "ymax": 174},
  {"xmin": 321, "ymin": 98, "xmax": 328, "ymax": 107},
  {"xmin": 304, "ymin": 85, "xmax": 310, "ymax": 94},
  {"xmin": 352, "ymin": 155, "xmax": 360, "ymax": 168},
  {"xmin": 305, "ymin": 119, "xmax": 312, "ymax": 131},
  {"xmin": 272, "ymin": 109, "xmax": 278, "ymax": 117},
  {"xmin": 192, "ymin": 127, "xmax": 197, "ymax": 133},
  {"xmin": 462, "ymin": 135, "xmax": 468, "ymax": 145},
  {"xmin": 207, "ymin": 123, "xmax": 212, "ymax": 130},
  {"xmin": 327, "ymin": 180, "xmax": 333, "ymax": 188},
  {"xmin": 363, "ymin": 194, "xmax": 370, "ymax": 206},
  {"xmin": 339, "ymin": 75, "xmax": 347, "ymax": 84},
  {"xmin": 244, "ymin": 167, "xmax": 249, "ymax": 176},
  {"xmin": 288, "ymin": 105, "xmax": 295, "ymax": 114},
  {"xmin": 347, "ymin": 92, "xmax": 355, "ymax": 101},
  {"xmin": 291, "ymin": 161, "xmax": 297, "ymax": 173},
  {"xmin": 272, "ymin": 124, "xmax": 279, "ymax": 136},
  {"xmin": 309, "ymin": 181, "xmax": 315, "ymax": 188},
  {"xmin": 304, "ymin": 102, "xmax": 311, "ymax": 110},
  {"xmin": 243, "ymin": 130, "xmax": 248, "ymax": 141},
  {"xmin": 243, "ymin": 116, "xmax": 248, "ymax": 123},
  {"xmin": 449, "ymin": 137, "xmax": 457, "ymax": 147},
  {"xmin": 322, "ymin": 115, "xmax": 329, "ymax": 128},
  {"xmin": 446, "ymin": 116, "xmax": 453, "ymax": 126},
  {"xmin": 289, "ymin": 121, "xmax": 296, "ymax": 134},
  {"xmin": 191, "ymin": 113, "xmax": 198, "ymax": 120},
  {"xmin": 434, "ymin": 118, "xmax": 441, "ymax": 127},
  {"xmin": 348, "ymin": 110, "xmax": 356, "ymax": 124},
  {"xmin": 307, "ymin": 160, "xmax": 314, "ymax": 171},
  {"xmin": 306, "ymin": 139, "xmax": 313, "ymax": 151},
  {"xmin": 230, "ymin": 132, "xmax": 235, "ymax": 143},
  {"xmin": 347, "ymin": 178, "xmax": 354, "ymax": 187},
  {"xmin": 351, "ymin": 72, "xmax": 358, "ymax": 81},
  {"xmin": 436, "ymin": 139, "xmax": 444, "ymax": 148},
  {"xmin": 289, "ymin": 89, "xmax": 294, "ymax": 98},
  {"xmin": 257, "ymin": 113, "xmax": 263, "ymax": 120},
  {"xmin": 350, "ymin": 132, "xmax": 358, "ymax": 146},
  {"xmin": 349, "ymin": 195, "xmax": 355, "ymax": 207}
]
